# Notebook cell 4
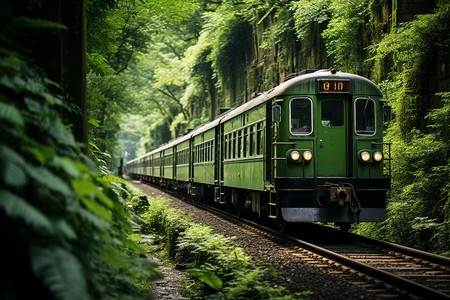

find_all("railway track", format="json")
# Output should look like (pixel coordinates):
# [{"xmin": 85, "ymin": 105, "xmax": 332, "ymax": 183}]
[
  {"xmin": 193, "ymin": 202, "xmax": 450, "ymax": 299},
  {"xmin": 132, "ymin": 180, "xmax": 449, "ymax": 299}
]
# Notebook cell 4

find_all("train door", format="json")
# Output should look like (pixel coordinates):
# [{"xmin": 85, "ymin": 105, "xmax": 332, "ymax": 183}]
[{"xmin": 316, "ymin": 96, "xmax": 348, "ymax": 176}]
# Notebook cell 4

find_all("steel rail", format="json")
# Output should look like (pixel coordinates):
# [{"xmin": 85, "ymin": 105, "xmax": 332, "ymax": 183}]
[
  {"xmin": 285, "ymin": 235, "xmax": 450, "ymax": 300},
  {"xmin": 195, "ymin": 203, "xmax": 450, "ymax": 300},
  {"xmin": 347, "ymin": 231, "xmax": 450, "ymax": 267}
]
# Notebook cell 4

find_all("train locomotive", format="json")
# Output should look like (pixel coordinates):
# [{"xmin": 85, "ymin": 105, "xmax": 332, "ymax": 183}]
[{"xmin": 127, "ymin": 69, "xmax": 391, "ymax": 231}]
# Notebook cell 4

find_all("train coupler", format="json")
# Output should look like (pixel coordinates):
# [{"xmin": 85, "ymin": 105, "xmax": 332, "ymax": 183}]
[
  {"xmin": 329, "ymin": 186, "xmax": 352, "ymax": 206},
  {"xmin": 318, "ymin": 183, "xmax": 352, "ymax": 207}
]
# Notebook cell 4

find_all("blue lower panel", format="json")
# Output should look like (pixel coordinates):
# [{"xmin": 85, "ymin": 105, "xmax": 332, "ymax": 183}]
[{"xmin": 281, "ymin": 207, "xmax": 387, "ymax": 222}]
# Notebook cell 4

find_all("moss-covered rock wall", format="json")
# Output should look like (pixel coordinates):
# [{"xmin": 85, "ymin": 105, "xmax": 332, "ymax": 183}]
[{"xmin": 213, "ymin": 0, "xmax": 444, "ymax": 119}]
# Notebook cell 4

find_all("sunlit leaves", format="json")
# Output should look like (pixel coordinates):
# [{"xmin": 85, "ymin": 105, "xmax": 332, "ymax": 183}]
[
  {"xmin": 290, "ymin": 0, "xmax": 331, "ymax": 39},
  {"xmin": 187, "ymin": 269, "xmax": 223, "ymax": 291}
]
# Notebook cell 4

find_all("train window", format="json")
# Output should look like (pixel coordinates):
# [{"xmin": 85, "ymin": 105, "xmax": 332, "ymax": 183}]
[
  {"xmin": 224, "ymin": 136, "xmax": 228, "ymax": 160},
  {"xmin": 195, "ymin": 146, "xmax": 198, "ymax": 163},
  {"xmin": 209, "ymin": 142, "xmax": 211, "ymax": 161},
  {"xmin": 243, "ymin": 127, "xmax": 248, "ymax": 158},
  {"xmin": 321, "ymin": 101, "xmax": 343, "ymax": 127},
  {"xmin": 202, "ymin": 144, "xmax": 205, "ymax": 162},
  {"xmin": 249, "ymin": 126, "xmax": 255, "ymax": 156},
  {"xmin": 237, "ymin": 130, "xmax": 242, "ymax": 158},
  {"xmin": 355, "ymin": 98, "xmax": 375, "ymax": 135},
  {"xmin": 232, "ymin": 132, "xmax": 236, "ymax": 159},
  {"xmin": 208, "ymin": 141, "xmax": 211, "ymax": 161},
  {"xmin": 228, "ymin": 133, "xmax": 233, "ymax": 159},
  {"xmin": 210, "ymin": 141, "xmax": 212, "ymax": 161},
  {"xmin": 256, "ymin": 122, "xmax": 263, "ymax": 156},
  {"xmin": 208, "ymin": 142, "xmax": 211, "ymax": 161},
  {"xmin": 290, "ymin": 98, "xmax": 312, "ymax": 135}
]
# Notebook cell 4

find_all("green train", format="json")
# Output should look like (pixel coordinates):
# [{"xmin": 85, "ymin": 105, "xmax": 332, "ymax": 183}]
[{"xmin": 127, "ymin": 69, "xmax": 391, "ymax": 230}]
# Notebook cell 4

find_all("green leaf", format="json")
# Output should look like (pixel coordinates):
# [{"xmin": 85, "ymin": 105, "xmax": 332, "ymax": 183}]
[
  {"xmin": 72, "ymin": 178, "xmax": 112, "ymax": 220},
  {"xmin": 0, "ymin": 190, "xmax": 53, "ymax": 233},
  {"xmin": 49, "ymin": 125, "xmax": 76, "ymax": 146},
  {"xmin": 79, "ymin": 196, "xmax": 112, "ymax": 221},
  {"xmin": 3, "ymin": 160, "xmax": 27, "ymax": 188},
  {"xmin": 0, "ymin": 101, "xmax": 24, "ymax": 127},
  {"xmin": 22, "ymin": 145, "xmax": 56, "ymax": 165},
  {"xmin": 26, "ymin": 165, "xmax": 72, "ymax": 196},
  {"xmin": 88, "ymin": 118, "xmax": 99, "ymax": 127},
  {"xmin": 13, "ymin": 17, "xmax": 68, "ymax": 30},
  {"xmin": 50, "ymin": 156, "xmax": 81, "ymax": 178},
  {"xmin": 30, "ymin": 246, "xmax": 90, "ymax": 300},
  {"xmin": 72, "ymin": 178, "xmax": 99, "ymax": 196},
  {"xmin": 54, "ymin": 219, "xmax": 77, "ymax": 240},
  {"xmin": 187, "ymin": 268, "xmax": 223, "ymax": 291}
]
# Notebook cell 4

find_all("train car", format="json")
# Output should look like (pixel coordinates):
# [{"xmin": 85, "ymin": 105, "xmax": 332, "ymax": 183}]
[
  {"xmin": 127, "ymin": 69, "xmax": 391, "ymax": 230},
  {"xmin": 174, "ymin": 135, "xmax": 191, "ymax": 194}
]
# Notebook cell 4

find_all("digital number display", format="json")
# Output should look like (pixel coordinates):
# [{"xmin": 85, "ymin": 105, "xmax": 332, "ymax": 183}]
[{"xmin": 318, "ymin": 80, "xmax": 349, "ymax": 93}]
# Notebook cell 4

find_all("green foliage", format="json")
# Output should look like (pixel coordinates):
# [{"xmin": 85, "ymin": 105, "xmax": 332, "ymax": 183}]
[
  {"xmin": 187, "ymin": 269, "xmax": 224, "ymax": 291},
  {"xmin": 369, "ymin": 1, "xmax": 450, "ymax": 136},
  {"xmin": 355, "ymin": 95, "xmax": 450, "ymax": 256},
  {"xmin": 136, "ymin": 195, "xmax": 311, "ymax": 299},
  {"xmin": 260, "ymin": 5, "xmax": 296, "ymax": 64},
  {"xmin": 290, "ymin": 0, "xmax": 331, "ymax": 39},
  {"xmin": 0, "ymin": 59, "xmax": 161, "ymax": 298},
  {"xmin": 321, "ymin": 0, "xmax": 372, "ymax": 73},
  {"xmin": 0, "ymin": 6, "xmax": 162, "ymax": 298},
  {"xmin": 352, "ymin": 3, "xmax": 450, "ymax": 256}
]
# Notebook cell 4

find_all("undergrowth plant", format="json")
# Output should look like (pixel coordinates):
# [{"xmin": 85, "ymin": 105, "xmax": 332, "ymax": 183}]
[{"xmin": 134, "ymin": 194, "xmax": 311, "ymax": 299}]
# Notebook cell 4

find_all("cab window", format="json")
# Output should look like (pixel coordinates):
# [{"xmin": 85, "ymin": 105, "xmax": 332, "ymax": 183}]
[
  {"xmin": 355, "ymin": 98, "xmax": 375, "ymax": 135},
  {"xmin": 321, "ymin": 101, "xmax": 343, "ymax": 127},
  {"xmin": 290, "ymin": 98, "xmax": 312, "ymax": 135}
]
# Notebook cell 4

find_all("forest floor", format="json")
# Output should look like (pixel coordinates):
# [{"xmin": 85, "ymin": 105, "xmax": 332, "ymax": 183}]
[{"xmin": 146, "ymin": 254, "xmax": 189, "ymax": 300}]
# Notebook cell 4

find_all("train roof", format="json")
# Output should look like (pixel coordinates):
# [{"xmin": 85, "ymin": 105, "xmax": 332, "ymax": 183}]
[{"xmin": 220, "ymin": 70, "xmax": 382, "ymax": 123}]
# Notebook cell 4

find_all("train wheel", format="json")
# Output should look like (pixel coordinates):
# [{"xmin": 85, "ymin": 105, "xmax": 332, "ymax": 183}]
[
  {"xmin": 235, "ymin": 205, "xmax": 242, "ymax": 218},
  {"xmin": 226, "ymin": 202, "xmax": 233, "ymax": 214},
  {"xmin": 277, "ymin": 217, "xmax": 286, "ymax": 233},
  {"xmin": 276, "ymin": 211, "xmax": 291, "ymax": 233}
]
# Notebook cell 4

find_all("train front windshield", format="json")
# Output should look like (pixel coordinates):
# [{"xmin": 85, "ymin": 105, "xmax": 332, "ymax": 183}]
[
  {"xmin": 355, "ymin": 98, "xmax": 376, "ymax": 135},
  {"xmin": 290, "ymin": 98, "xmax": 312, "ymax": 135}
]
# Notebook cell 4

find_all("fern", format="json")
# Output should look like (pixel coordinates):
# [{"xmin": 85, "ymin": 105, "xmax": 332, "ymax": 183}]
[
  {"xmin": 0, "ymin": 190, "xmax": 53, "ymax": 233},
  {"xmin": 0, "ymin": 101, "xmax": 24, "ymax": 127},
  {"xmin": 30, "ymin": 246, "xmax": 89, "ymax": 300},
  {"xmin": 2, "ymin": 160, "xmax": 27, "ymax": 188},
  {"xmin": 26, "ymin": 165, "xmax": 72, "ymax": 196}
]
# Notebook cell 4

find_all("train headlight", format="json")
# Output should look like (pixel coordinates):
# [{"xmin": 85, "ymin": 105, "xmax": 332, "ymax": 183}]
[
  {"xmin": 289, "ymin": 150, "xmax": 301, "ymax": 161},
  {"xmin": 373, "ymin": 151, "xmax": 383, "ymax": 162},
  {"xmin": 303, "ymin": 150, "xmax": 312, "ymax": 161},
  {"xmin": 360, "ymin": 151, "xmax": 370, "ymax": 162}
]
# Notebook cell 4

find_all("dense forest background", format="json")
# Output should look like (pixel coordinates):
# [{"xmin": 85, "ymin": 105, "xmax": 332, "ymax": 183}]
[
  {"xmin": 87, "ymin": 0, "xmax": 449, "ymax": 254},
  {"xmin": 0, "ymin": 0, "xmax": 449, "ymax": 299}
]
